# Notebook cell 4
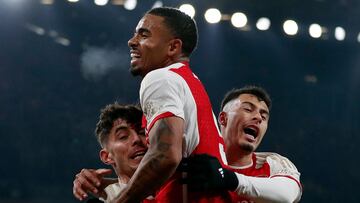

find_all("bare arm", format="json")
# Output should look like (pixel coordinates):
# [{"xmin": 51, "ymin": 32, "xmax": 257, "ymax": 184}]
[{"xmin": 113, "ymin": 116, "xmax": 184, "ymax": 203}]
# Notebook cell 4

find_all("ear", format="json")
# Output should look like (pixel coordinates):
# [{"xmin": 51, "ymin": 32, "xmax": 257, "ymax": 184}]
[
  {"xmin": 218, "ymin": 111, "xmax": 228, "ymax": 127},
  {"xmin": 100, "ymin": 148, "xmax": 115, "ymax": 165},
  {"xmin": 168, "ymin": 39, "xmax": 183, "ymax": 57}
]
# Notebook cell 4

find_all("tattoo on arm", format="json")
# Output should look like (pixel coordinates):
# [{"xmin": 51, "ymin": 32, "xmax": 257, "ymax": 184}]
[{"xmin": 115, "ymin": 117, "xmax": 183, "ymax": 202}]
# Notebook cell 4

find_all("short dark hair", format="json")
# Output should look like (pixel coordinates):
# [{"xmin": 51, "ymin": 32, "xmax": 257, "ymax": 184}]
[
  {"xmin": 220, "ymin": 86, "xmax": 272, "ymax": 111},
  {"xmin": 95, "ymin": 103, "xmax": 143, "ymax": 146},
  {"xmin": 147, "ymin": 7, "xmax": 198, "ymax": 57}
]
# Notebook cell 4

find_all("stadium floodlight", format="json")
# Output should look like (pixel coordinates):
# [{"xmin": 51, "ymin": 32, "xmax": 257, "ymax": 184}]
[
  {"xmin": 231, "ymin": 12, "xmax": 247, "ymax": 28},
  {"xmin": 204, "ymin": 8, "xmax": 221, "ymax": 24},
  {"xmin": 334, "ymin": 26, "xmax": 345, "ymax": 41},
  {"xmin": 94, "ymin": 0, "xmax": 108, "ymax": 6},
  {"xmin": 179, "ymin": 4, "xmax": 195, "ymax": 18},
  {"xmin": 41, "ymin": 0, "xmax": 54, "ymax": 4},
  {"xmin": 152, "ymin": 1, "xmax": 163, "ymax": 8},
  {"xmin": 124, "ymin": 0, "xmax": 137, "ymax": 10},
  {"xmin": 309, "ymin": 24, "xmax": 322, "ymax": 38},
  {"xmin": 256, "ymin": 17, "xmax": 271, "ymax": 31},
  {"xmin": 283, "ymin": 19, "xmax": 298, "ymax": 35}
]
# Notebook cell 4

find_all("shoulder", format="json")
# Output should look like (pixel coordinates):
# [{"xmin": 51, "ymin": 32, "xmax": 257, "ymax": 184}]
[
  {"xmin": 255, "ymin": 152, "xmax": 297, "ymax": 168},
  {"xmin": 254, "ymin": 152, "xmax": 277, "ymax": 168},
  {"xmin": 140, "ymin": 63, "xmax": 188, "ymax": 96},
  {"xmin": 256, "ymin": 152, "xmax": 300, "ymax": 179}
]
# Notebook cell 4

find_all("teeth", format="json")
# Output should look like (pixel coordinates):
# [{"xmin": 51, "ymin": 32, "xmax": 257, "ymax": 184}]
[
  {"xmin": 130, "ymin": 53, "xmax": 140, "ymax": 58},
  {"xmin": 133, "ymin": 152, "xmax": 145, "ymax": 159},
  {"xmin": 134, "ymin": 155, "xmax": 143, "ymax": 160}
]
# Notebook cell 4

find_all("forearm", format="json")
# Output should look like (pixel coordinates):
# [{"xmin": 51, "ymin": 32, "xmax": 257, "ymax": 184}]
[
  {"xmin": 113, "ymin": 118, "xmax": 183, "ymax": 203},
  {"xmin": 234, "ymin": 173, "xmax": 301, "ymax": 203}
]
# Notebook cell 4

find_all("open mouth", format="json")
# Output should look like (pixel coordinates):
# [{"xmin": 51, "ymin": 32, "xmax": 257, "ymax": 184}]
[
  {"xmin": 244, "ymin": 127, "xmax": 258, "ymax": 140},
  {"xmin": 130, "ymin": 50, "xmax": 141, "ymax": 59},
  {"xmin": 130, "ymin": 53, "xmax": 141, "ymax": 58},
  {"xmin": 130, "ymin": 151, "xmax": 146, "ymax": 160}
]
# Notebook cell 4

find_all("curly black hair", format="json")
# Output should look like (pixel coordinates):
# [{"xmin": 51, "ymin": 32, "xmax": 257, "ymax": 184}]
[{"xmin": 95, "ymin": 103, "xmax": 143, "ymax": 146}]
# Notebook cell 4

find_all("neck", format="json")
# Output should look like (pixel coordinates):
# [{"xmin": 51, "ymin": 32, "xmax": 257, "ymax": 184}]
[
  {"xmin": 118, "ymin": 174, "xmax": 131, "ymax": 184},
  {"xmin": 162, "ymin": 56, "xmax": 189, "ymax": 68},
  {"xmin": 226, "ymin": 148, "xmax": 253, "ymax": 167}
]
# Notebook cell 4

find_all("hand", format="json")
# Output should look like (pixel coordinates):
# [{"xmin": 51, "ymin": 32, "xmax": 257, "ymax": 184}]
[
  {"xmin": 73, "ymin": 168, "xmax": 115, "ymax": 201},
  {"xmin": 181, "ymin": 154, "xmax": 238, "ymax": 192}
]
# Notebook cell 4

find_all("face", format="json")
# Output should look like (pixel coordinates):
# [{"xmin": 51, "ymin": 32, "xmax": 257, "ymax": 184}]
[
  {"xmin": 128, "ymin": 14, "xmax": 175, "ymax": 77},
  {"xmin": 221, "ymin": 94, "xmax": 269, "ymax": 155},
  {"xmin": 101, "ymin": 118, "xmax": 147, "ymax": 181}
]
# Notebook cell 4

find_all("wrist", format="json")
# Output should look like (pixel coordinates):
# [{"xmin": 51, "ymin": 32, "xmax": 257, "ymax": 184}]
[{"xmin": 224, "ymin": 169, "xmax": 238, "ymax": 191}]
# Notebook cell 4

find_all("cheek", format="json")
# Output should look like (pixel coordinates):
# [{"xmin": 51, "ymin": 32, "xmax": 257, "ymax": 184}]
[{"xmin": 262, "ymin": 123, "xmax": 268, "ymax": 132}]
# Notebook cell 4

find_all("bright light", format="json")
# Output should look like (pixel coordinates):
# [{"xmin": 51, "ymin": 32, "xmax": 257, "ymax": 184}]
[
  {"xmin": 334, "ymin": 26, "xmax": 345, "ymax": 41},
  {"xmin": 283, "ymin": 19, "xmax": 298, "ymax": 36},
  {"xmin": 124, "ymin": 0, "xmax": 137, "ymax": 10},
  {"xmin": 309, "ymin": 24, "xmax": 322, "ymax": 38},
  {"xmin": 41, "ymin": 0, "xmax": 54, "ymax": 4},
  {"xmin": 152, "ymin": 1, "xmax": 163, "ymax": 8},
  {"xmin": 55, "ymin": 37, "xmax": 71, "ymax": 46},
  {"xmin": 204, "ymin": 8, "xmax": 221, "ymax": 24},
  {"xmin": 94, "ymin": 0, "xmax": 108, "ymax": 6},
  {"xmin": 256, "ymin": 17, "xmax": 271, "ymax": 31},
  {"xmin": 357, "ymin": 33, "xmax": 360, "ymax": 43},
  {"xmin": 231, "ymin": 12, "xmax": 247, "ymax": 28},
  {"xmin": 25, "ymin": 23, "xmax": 45, "ymax": 36},
  {"xmin": 67, "ymin": 0, "xmax": 79, "ymax": 2},
  {"xmin": 179, "ymin": 4, "xmax": 195, "ymax": 18}
]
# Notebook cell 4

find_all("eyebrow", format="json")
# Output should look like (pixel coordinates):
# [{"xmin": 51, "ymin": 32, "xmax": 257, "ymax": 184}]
[
  {"xmin": 136, "ymin": 28, "xmax": 151, "ymax": 35},
  {"xmin": 114, "ymin": 125, "xmax": 129, "ymax": 134}
]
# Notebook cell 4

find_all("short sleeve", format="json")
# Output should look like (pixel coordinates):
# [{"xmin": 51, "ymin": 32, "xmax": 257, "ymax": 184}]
[{"xmin": 140, "ymin": 69, "xmax": 185, "ymax": 133}]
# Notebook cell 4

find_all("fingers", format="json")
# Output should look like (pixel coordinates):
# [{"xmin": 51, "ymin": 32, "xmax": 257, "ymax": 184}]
[
  {"xmin": 73, "ymin": 169, "xmax": 107, "ymax": 201},
  {"xmin": 81, "ymin": 169, "xmax": 103, "ymax": 188},
  {"xmin": 96, "ymin": 168, "xmax": 113, "ymax": 176},
  {"xmin": 73, "ymin": 177, "xmax": 88, "ymax": 201}
]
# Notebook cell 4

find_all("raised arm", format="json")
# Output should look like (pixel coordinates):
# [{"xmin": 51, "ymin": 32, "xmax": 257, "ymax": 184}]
[{"xmin": 113, "ymin": 116, "xmax": 184, "ymax": 202}]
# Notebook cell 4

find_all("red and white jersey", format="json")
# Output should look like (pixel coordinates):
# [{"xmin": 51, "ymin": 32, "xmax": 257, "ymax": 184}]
[
  {"xmin": 140, "ymin": 61, "xmax": 230, "ymax": 202},
  {"xmin": 230, "ymin": 152, "xmax": 302, "ymax": 203}
]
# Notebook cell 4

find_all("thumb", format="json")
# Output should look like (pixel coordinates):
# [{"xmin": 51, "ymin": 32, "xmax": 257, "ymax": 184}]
[{"xmin": 96, "ymin": 168, "xmax": 113, "ymax": 176}]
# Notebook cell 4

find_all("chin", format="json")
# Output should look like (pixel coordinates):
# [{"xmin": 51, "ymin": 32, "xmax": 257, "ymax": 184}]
[
  {"xmin": 240, "ymin": 143, "xmax": 255, "ymax": 153},
  {"xmin": 130, "ymin": 67, "xmax": 141, "ymax": 76}
]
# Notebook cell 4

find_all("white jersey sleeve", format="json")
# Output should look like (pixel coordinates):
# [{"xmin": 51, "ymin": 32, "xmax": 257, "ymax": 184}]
[
  {"xmin": 100, "ymin": 183, "xmax": 126, "ymax": 203},
  {"xmin": 234, "ymin": 153, "xmax": 302, "ymax": 202},
  {"xmin": 140, "ymin": 66, "xmax": 185, "ymax": 133}
]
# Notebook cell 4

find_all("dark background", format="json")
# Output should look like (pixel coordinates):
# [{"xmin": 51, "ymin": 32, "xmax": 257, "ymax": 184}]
[{"xmin": 1, "ymin": 0, "xmax": 359, "ymax": 202}]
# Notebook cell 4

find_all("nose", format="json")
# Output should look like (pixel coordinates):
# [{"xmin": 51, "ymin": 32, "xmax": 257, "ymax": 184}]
[
  {"xmin": 132, "ymin": 133, "xmax": 145, "ymax": 146},
  {"xmin": 252, "ymin": 111, "xmax": 262, "ymax": 123},
  {"xmin": 128, "ymin": 35, "xmax": 137, "ymax": 48}
]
